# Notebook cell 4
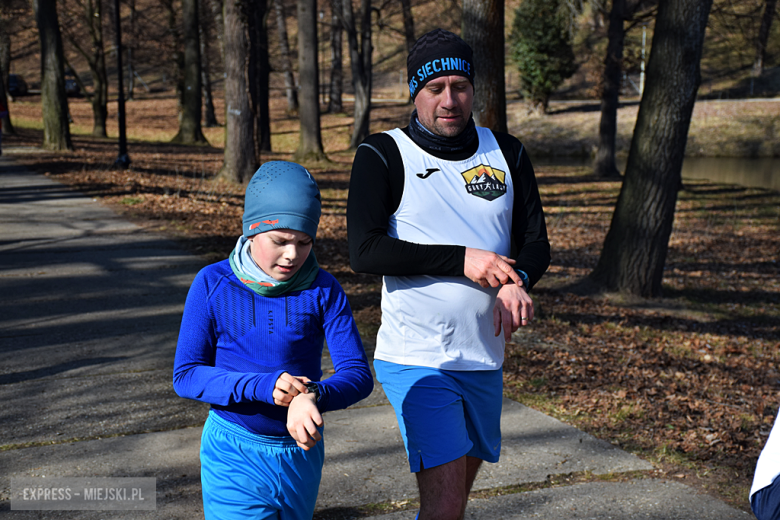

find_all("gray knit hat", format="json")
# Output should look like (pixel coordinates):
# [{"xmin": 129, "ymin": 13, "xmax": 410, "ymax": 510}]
[{"xmin": 242, "ymin": 161, "xmax": 321, "ymax": 239}]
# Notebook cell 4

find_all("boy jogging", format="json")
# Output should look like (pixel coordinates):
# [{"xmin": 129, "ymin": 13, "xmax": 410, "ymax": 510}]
[{"xmin": 174, "ymin": 161, "xmax": 373, "ymax": 519}]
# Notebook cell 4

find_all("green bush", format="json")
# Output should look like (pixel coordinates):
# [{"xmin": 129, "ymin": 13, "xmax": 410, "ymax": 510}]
[{"xmin": 510, "ymin": 0, "xmax": 578, "ymax": 113}]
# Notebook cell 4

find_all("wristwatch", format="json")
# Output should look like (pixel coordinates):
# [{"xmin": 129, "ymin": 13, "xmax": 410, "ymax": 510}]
[
  {"xmin": 304, "ymin": 382, "xmax": 322, "ymax": 403},
  {"xmin": 515, "ymin": 269, "xmax": 530, "ymax": 290}
]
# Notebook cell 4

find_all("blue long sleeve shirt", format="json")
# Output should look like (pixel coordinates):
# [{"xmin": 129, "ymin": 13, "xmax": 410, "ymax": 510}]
[{"xmin": 173, "ymin": 259, "xmax": 373, "ymax": 437}]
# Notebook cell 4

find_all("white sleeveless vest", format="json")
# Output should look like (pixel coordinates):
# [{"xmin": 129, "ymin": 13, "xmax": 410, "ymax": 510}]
[
  {"xmin": 375, "ymin": 127, "xmax": 514, "ymax": 370},
  {"xmin": 751, "ymin": 414, "xmax": 780, "ymax": 500}
]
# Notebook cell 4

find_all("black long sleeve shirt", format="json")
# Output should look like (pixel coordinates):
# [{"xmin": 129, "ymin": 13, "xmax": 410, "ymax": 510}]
[{"xmin": 347, "ymin": 126, "xmax": 550, "ymax": 290}]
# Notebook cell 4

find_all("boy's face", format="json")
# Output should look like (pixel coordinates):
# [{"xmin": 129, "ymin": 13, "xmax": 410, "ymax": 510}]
[{"xmin": 250, "ymin": 229, "xmax": 313, "ymax": 282}]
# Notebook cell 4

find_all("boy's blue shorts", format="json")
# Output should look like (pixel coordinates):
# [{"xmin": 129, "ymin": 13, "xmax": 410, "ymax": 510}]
[
  {"xmin": 374, "ymin": 359, "xmax": 503, "ymax": 472},
  {"xmin": 200, "ymin": 410, "xmax": 325, "ymax": 520},
  {"xmin": 752, "ymin": 477, "xmax": 780, "ymax": 520}
]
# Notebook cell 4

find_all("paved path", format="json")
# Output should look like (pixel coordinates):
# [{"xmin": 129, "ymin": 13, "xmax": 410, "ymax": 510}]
[{"xmin": 0, "ymin": 155, "xmax": 751, "ymax": 519}]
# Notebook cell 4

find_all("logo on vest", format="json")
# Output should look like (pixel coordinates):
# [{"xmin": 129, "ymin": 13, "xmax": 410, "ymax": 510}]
[
  {"xmin": 460, "ymin": 165, "xmax": 507, "ymax": 201},
  {"xmin": 416, "ymin": 168, "xmax": 440, "ymax": 179}
]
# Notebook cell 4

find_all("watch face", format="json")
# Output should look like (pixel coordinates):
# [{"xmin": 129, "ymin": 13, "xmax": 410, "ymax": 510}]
[{"xmin": 305, "ymin": 383, "xmax": 321, "ymax": 401}]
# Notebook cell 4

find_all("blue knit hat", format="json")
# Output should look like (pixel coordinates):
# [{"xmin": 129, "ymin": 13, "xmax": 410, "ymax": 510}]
[{"xmin": 242, "ymin": 161, "xmax": 321, "ymax": 239}]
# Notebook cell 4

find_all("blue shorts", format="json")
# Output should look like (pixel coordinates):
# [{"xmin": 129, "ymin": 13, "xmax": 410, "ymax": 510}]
[
  {"xmin": 374, "ymin": 359, "xmax": 503, "ymax": 472},
  {"xmin": 200, "ymin": 411, "xmax": 325, "ymax": 520},
  {"xmin": 752, "ymin": 477, "xmax": 780, "ymax": 520}
]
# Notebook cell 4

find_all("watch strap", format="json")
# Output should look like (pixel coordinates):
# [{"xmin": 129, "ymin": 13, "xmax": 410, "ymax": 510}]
[{"xmin": 304, "ymin": 382, "xmax": 321, "ymax": 403}]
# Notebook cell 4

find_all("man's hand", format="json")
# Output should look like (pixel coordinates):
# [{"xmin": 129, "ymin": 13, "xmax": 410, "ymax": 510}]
[
  {"xmin": 494, "ymin": 283, "xmax": 534, "ymax": 341},
  {"xmin": 286, "ymin": 393, "xmax": 324, "ymax": 450},
  {"xmin": 273, "ymin": 373, "xmax": 310, "ymax": 407},
  {"xmin": 464, "ymin": 248, "xmax": 522, "ymax": 288}
]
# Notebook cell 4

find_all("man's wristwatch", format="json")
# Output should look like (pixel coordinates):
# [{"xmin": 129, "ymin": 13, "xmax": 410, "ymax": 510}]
[
  {"xmin": 515, "ymin": 269, "xmax": 530, "ymax": 290},
  {"xmin": 304, "ymin": 382, "xmax": 322, "ymax": 403}
]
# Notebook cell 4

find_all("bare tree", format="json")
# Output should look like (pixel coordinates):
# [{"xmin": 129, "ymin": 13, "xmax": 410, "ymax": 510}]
[
  {"xmin": 273, "ymin": 0, "xmax": 298, "ymax": 113},
  {"xmin": 161, "ymin": 0, "xmax": 185, "ymax": 117},
  {"xmin": 590, "ymin": 0, "xmax": 713, "ymax": 297},
  {"xmin": 343, "ymin": 0, "xmax": 372, "ymax": 149},
  {"xmin": 208, "ymin": 0, "xmax": 225, "ymax": 58},
  {"xmin": 127, "ymin": 0, "xmax": 136, "ymax": 99},
  {"xmin": 200, "ymin": 0, "xmax": 218, "ymax": 127},
  {"xmin": 221, "ymin": 0, "xmax": 257, "ymax": 182},
  {"xmin": 593, "ymin": 0, "xmax": 656, "ymax": 178},
  {"xmin": 752, "ymin": 0, "xmax": 778, "ymax": 77},
  {"xmin": 399, "ymin": 0, "xmax": 415, "ymax": 53},
  {"xmin": 172, "ymin": 0, "xmax": 208, "ymax": 143},
  {"xmin": 593, "ymin": 0, "xmax": 625, "ymax": 178},
  {"xmin": 0, "ymin": 0, "xmax": 15, "ymax": 135},
  {"xmin": 293, "ymin": 0, "xmax": 326, "ymax": 161},
  {"xmin": 462, "ymin": 0, "xmax": 506, "ymax": 132},
  {"xmin": 61, "ymin": 0, "xmax": 109, "ymax": 137},
  {"xmin": 0, "ymin": 58, "xmax": 10, "ymax": 136},
  {"xmin": 327, "ymin": 0, "xmax": 343, "ymax": 113},
  {"xmin": 248, "ymin": 0, "xmax": 271, "ymax": 153},
  {"xmin": 33, "ymin": 0, "xmax": 73, "ymax": 150}
]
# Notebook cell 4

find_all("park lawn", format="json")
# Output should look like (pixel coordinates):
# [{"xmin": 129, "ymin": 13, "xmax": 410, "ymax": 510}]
[{"xmin": 5, "ymin": 94, "xmax": 779, "ymax": 513}]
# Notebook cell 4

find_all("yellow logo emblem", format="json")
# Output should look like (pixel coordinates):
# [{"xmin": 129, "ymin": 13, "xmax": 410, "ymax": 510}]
[{"xmin": 460, "ymin": 165, "xmax": 507, "ymax": 201}]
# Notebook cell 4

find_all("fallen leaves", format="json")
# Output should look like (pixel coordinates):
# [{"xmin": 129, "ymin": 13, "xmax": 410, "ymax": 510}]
[{"xmin": 8, "ymin": 96, "xmax": 779, "ymax": 510}]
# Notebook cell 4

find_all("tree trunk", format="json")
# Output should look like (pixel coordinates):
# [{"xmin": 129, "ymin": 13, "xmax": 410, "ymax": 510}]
[
  {"xmin": 221, "ymin": 0, "xmax": 257, "ymax": 182},
  {"xmin": 344, "ymin": 0, "xmax": 372, "ymax": 149},
  {"xmin": 462, "ymin": 0, "xmax": 506, "ymax": 133},
  {"xmin": 172, "ymin": 0, "xmax": 208, "ymax": 143},
  {"xmin": 327, "ymin": 0, "xmax": 343, "ymax": 113},
  {"xmin": 162, "ymin": 0, "xmax": 186, "ymax": 122},
  {"xmin": 60, "ymin": 0, "xmax": 108, "ymax": 136},
  {"xmin": 293, "ymin": 0, "xmax": 326, "ymax": 162},
  {"xmin": 88, "ymin": 0, "xmax": 108, "ymax": 137},
  {"xmin": 200, "ymin": 0, "xmax": 219, "ymax": 127},
  {"xmin": 209, "ymin": 0, "xmax": 226, "ymax": 60},
  {"xmin": 90, "ymin": 39, "xmax": 109, "ymax": 137},
  {"xmin": 593, "ymin": 0, "xmax": 624, "ymax": 178},
  {"xmin": 399, "ymin": 0, "xmax": 415, "ymax": 53},
  {"xmin": 273, "ymin": 0, "xmax": 298, "ymax": 113},
  {"xmin": 0, "ymin": 18, "xmax": 9, "ymax": 94},
  {"xmin": 0, "ymin": 11, "xmax": 15, "ymax": 135},
  {"xmin": 753, "ymin": 0, "xmax": 778, "ymax": 77},
  {"xmin": 248, "ymin": 0, "xmax": 271, "ymax": 154},
  {"xmin": 0, "ymin": 60, "xmax": 10, "ymax": 136},
  {"xmin": 33, "ymin": 0, "xmax": 73, "ymax": 151},
  {"xmin": 590, "ymin": 0, "xmax": 713, "ymax": 298},
  {"xmin": 127, "ymin": 0, "xmax": 136, "ymax": 100}
]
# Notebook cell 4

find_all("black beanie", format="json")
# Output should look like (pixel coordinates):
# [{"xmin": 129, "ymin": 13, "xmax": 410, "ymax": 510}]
[{"xmin": 407, "ymin": 29, "xmax": 474, "ymax": 101}]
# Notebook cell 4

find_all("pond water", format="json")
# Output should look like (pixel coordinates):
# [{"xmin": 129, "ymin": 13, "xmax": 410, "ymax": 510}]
[{"xmin": 533, "ymin": 156, "xmax": 780, "ymax": 192}]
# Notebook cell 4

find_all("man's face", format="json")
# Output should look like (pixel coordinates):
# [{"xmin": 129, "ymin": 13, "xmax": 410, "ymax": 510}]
[
  {"xmin": 250, "ymin": 229, "xmax": 313, "ymax": 282},
  {"xmin": 413, "ymin": 75, "xmax": 474, "ymax": 138}
]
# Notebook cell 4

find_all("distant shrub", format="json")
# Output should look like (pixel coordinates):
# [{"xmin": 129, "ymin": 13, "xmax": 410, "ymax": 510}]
[{"xmin": 510, "ymin": 0, "xmax": 578, "ymax": 113}]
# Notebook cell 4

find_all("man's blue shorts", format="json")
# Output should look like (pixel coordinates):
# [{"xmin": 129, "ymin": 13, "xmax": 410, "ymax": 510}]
[
  {"xmin": 752, "ymin": 477, "xmax": 780, "ymax": 520},
  {"xmin": 374, "ymin": 359, "xmax": 503, "ymax": 472},
  {"xmin": 200, "ymin": 410, "xmax": 325, "ymax": 520}
]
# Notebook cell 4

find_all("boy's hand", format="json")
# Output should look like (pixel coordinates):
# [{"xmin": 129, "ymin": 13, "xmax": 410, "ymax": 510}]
[
  {"xmin": 273, "ymin": 373, "xmax": 310, "ymax": 406},
  {"xmin": 287, "ymin": 393, "xmax": 323, "ymax": 450}
]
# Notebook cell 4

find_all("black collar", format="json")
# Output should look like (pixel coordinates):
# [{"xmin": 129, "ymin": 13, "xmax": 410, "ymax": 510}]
[{"xmin": 407, "ymin": 110, "xmax": 478, "ymax": 157}]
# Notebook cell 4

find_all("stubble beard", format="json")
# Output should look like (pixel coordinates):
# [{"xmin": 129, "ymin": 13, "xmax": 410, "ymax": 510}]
[{"xmin": 420, "ymin": 112, "xmax": 468, "ymax": 138}]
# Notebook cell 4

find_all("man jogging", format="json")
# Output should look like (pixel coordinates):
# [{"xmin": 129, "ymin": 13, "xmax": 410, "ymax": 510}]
[{"xmin": 347, "ymin": 28, "xmax": 550, "ymax": 520}]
